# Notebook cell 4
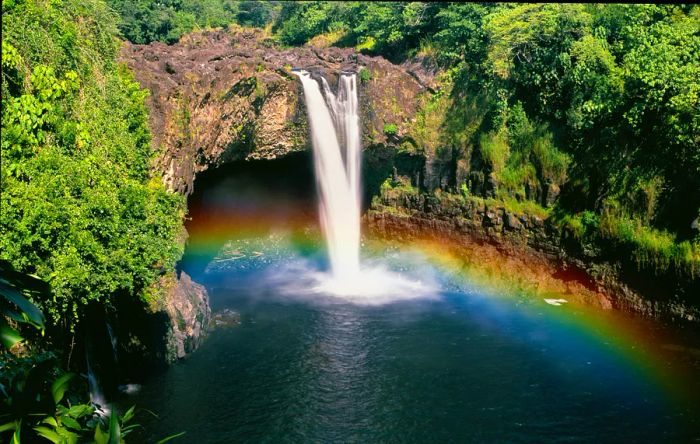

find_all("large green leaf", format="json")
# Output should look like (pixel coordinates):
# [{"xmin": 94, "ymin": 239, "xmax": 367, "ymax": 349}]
[
  {"xmin": 108, "ymin": 411, "xmax": 120, "ymax": 444},
  {"xmin": 0, "ymin": 260, "xmax": 47, "ymax": 328},
  {"xmin": 42, "ymin": 417, "xmax": 59, "ymax": 428},
  {"xmin": 155, "ymin": 431, "xmax": 186, "ymax": 444},
  {"xmin": 0, "ymin": 280, "xmax": 45, "ymax": 327},
  {"xmin": 51, "ymin": 373, "xmax": 74, "ymax": 404},
  {"xmin": 34, "ymin": 426, "xmax": 62, "ymax": 443},
  {"xmin": 67, "ymin": 404, "xmax": 94, "ymax": 418},
  {"xmin": 0, "ymin": 260, "xmax": 51, "ymax": 293},
  {"xmin": 60, "ymin": 415, "xmax": 82, "ymax": 431},
  {"xmin": 0, "ymin": 421, "xmax": 18, "ymax": 433},
  {"xmin": 0, "ymin": 319, "xmax": 24, "ymax": 348},
  {"xmin": 121, "ymin": 405, "xmax": 135, "ymax": 424},
  {"xmin": 11, "ymin": 425, "xmax": 21, "ymax": 444},
  {"xmin": 94, "ymin": 424, "xmax": 108, "ymax": 444}
]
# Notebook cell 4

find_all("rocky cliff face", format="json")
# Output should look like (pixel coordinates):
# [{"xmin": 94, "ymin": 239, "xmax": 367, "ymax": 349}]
[
  {"xmin": 110, "ymin": 270, "xmax": 210, "ymax": 369},
  {"xmin": 119, "ymin": 28, "xmax": 432, "ymax": 363},
  {"xmin": 121, "ymin": 28, "xmax": 430, "ymax": 194},
  {"xmin": 368, "ymin": 186, "xmax": 700, "ymax": 323},
  {"xmin": 161, "ymin": 271, "xmax": 211, "ymax": 362}
]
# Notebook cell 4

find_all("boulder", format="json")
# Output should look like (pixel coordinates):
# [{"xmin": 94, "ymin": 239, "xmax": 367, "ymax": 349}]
[
  {"xmin": 163, "ymin": 271, "xmax": 211, "ymax": 362},
  {"xmin": 505, "ymin": 212, "xmax": 522, "ymax": 230}
]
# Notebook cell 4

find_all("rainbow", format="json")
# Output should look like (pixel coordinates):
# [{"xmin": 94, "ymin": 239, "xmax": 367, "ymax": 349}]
[
  {"xmin": 369, "ymin": 236, "xmax": 698, "ymax": 407},
  {"xmin": 182, "ymin": 210, "xmax": 698, "ymax": 410}
]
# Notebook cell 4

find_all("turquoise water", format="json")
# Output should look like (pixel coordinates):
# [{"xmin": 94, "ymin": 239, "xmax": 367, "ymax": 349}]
[{"xmin": 127, "ymin": 242, "xmax": 700, "ymax": 443}]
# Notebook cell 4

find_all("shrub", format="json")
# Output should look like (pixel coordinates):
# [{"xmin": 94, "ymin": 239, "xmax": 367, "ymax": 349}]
[
  {"xmin": 383, "ymin": 123, "xmax": 399, "ymax": 137},
  {"xmin": 359, "ymin": 67, "xmax": 372, "ymax": 83},
  {"xmin": 479, "ymin": 130, "xmax": 509, "ymax": 173}
]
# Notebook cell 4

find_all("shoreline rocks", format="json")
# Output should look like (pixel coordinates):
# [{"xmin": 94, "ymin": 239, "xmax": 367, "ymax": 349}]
[{"xmin": 163, "ymin": 271, "xmax": 211, "ymax": 362}]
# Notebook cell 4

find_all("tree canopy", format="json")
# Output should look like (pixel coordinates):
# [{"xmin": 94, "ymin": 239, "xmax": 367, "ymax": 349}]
[{"xmin": 1, "ymin": 0, "xmax": 185, "ymax": 328}]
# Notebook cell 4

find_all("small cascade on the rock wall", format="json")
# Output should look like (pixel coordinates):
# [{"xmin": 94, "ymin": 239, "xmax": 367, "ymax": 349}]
[
  {"xmin": 85, "ymin": 347, "xmax": 109, "ymax": 415},
  {"xmin": 294, "ymin": 71, "xmax": 361, "ymax": 282},
  {"xmin": 106, "ymin": 320, "xmax": 118, "ymax": 364}
]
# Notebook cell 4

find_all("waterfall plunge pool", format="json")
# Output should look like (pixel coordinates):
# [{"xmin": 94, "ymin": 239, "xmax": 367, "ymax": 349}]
[
  {"xmin": 124, "ymin": 72, "xmax": 699, "ymax": 442},
  {"xmin": 124, "ymin": 173, "xmax": 700, "ymax": 443},
  {"xmin": 126, "ymin": 230, "xmax": 700, "ymax": 443}
]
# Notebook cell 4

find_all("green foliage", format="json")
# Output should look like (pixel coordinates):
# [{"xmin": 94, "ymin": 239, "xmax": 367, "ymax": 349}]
[
  {"xmin": 358, "ymin": 67, "xmax": 372, "ymax": 83},
  {"xmin": 383, "ymin": 123, "xmax": 398, "ymax": 137},
  {"xmin": 1, "ymin": 350, "xmax": 97, "ymax": 443},
  {"xmin": 0, "ymin": 270, "xmax": 181, "ymax": 443},
  {"xmin": 599, "ymin": 212, "xmax": 700, "ymax": 277},
  {"xmin": 1, "ymin": 357, "xmax": 141, "ymax": 443},
  {"xmin": 1, "ymin": 0, "xmax": 185, "ymax": 328},
  {"xmin": 552, "ymin": 205, "xmax": 699, "ymax": 276},
  {"xmin": 475, "ymin": 4, "xmax": 699, "ymax": 233},
  {"xmin": 106, "ymin": 0, "xmax": 281, "ymax": 44},
  {"xmin": 0, "ymin": 260, "xmax": 47, "ymax": 349},
  {"xmin": 432, "ymin": 3, "xmax": 490, "ymax": 66},
  {"xmin": 275, "ymin": 1, "xmax": 344, "ymax": 46},
  {"xmin": 274, "ymin": 2, "xmax": 439, "ymax": 59}
]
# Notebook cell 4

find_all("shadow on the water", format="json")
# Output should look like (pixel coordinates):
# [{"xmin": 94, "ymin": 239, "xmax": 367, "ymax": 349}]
[{"xmin": 180, "ymin": 151, "xmax": 319, "ymax": 278}]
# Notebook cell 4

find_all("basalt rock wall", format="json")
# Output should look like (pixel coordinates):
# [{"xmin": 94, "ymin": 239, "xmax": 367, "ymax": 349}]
[
  {"xmin": 121, "ymin": 28, "xmax": 431, "ymax": 195},
  {"xmin": 368, "ymin": 189, "xmax": 700, "ymax": 324}
]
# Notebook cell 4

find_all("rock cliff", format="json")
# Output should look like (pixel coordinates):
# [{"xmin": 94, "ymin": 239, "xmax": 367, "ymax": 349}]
[
  {"xmin": 119, "ymin": 28, "xmax": 432, "ymax": 362},
  {"xmin": 161, "ymin": 271, "xmax": 211, "ymax": 362},
  {"xmin": 121, "ymin": 28, "xmax": 430, "ymax": 194},
  {"xmin": 368, "ymin": 185, "xmax": 700, "ymax": 323}
]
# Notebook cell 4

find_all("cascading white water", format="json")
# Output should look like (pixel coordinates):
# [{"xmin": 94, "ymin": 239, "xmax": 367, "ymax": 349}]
[
  {"xmin": 292, "ymin": 69, "xmax": 436, "ymax": 301},
  {"xmin": 295, "ymin": 71, "xmax": 361, "ymax": 282},
  {"xmin": 85, "ymin": 349, "xmax": 109, "ymax": 414}
]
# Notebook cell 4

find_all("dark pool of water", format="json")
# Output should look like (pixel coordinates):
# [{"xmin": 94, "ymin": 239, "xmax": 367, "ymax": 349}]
[{"xmin": 126, "ymin": 244, "xmax": 700, "ymax": 443}]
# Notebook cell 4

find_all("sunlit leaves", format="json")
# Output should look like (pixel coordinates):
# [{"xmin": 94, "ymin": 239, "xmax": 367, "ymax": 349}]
[{"xmin": 1, "ymin": 0, "xmax": 185, "ymax": 328}]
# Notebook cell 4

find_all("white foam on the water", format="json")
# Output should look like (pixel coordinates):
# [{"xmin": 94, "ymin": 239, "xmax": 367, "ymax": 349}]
[
  {"xmin": 544, "ymin": 298, "xmax": 568, "ymax": 306},
  {"xmin": 306, "ymin": 266, "xmax": 438, "ymax": 305},
  {"xmin": 262, "ymin": 252, "xmax": 440, "ymax": 306}
]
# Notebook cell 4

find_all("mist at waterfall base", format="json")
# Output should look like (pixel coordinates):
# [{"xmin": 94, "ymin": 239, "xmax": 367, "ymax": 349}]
[{"xmin": 124, "ymin": 73, "xmax": 700, "ymax": 442}]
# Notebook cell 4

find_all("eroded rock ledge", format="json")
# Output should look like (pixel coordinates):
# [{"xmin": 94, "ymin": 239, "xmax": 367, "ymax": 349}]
[
  {"xmin": 368, "ymin": 190, "xmax": 700, "ymax": 324},
  {"xmin": 121, "ymin": 28, "xmax": 430, "ymax": 194}
]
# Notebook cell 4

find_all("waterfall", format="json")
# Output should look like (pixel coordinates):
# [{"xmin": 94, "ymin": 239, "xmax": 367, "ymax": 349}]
[
  {"xmin": 291, "ymin": 69, "xmax": 435, "ymax": 302},
  {"xmin": 106, "ymin": 320, "xmax": 118, "ymax": 364},
  {"xmin": 294, "ymin": 71, "xmax": 361, "ymax": 281},
  {"xmin": 85, "ymin": 348, "xmax": 109, "ymax": 415}
]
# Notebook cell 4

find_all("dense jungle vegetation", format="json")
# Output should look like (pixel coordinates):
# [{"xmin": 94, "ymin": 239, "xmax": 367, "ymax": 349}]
[
  {"xmin": 2, "ymin": 0, "xmax": 185, "ymax": 330},
  {"xmin": 1, "ymin": 1, "xmax": 698, "ymax": 441},
  {"xmin": 103, "ymin": 1, "xmax": 700, "ymax": 275},
  {"xmin": 1, "ymin": 0, "xmax": 184, "ymax": 440},
  {"xmin": 266, "ymin": 2, "xmax": 700, "ymax": 277}
]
